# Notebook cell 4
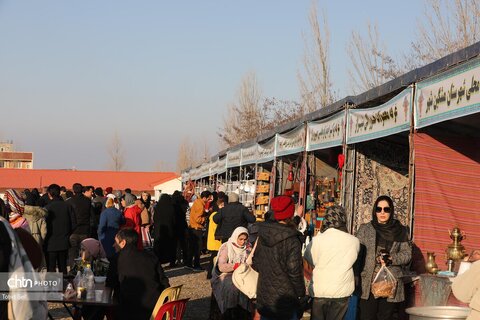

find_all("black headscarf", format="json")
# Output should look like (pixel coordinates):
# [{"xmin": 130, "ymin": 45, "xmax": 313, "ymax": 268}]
[
  {"xmin": 141, "ymin": 192, "xmax": 152, "ymax": 209},
  {"xmin": 371, "ymin": 195, "xmax": 408, "ymax": 243}
]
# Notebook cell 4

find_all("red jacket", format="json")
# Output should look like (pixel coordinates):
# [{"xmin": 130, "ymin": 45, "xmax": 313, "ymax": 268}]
[{"xmin": 122, "ymin": 205, "xmax": 143, "ymax": 250}]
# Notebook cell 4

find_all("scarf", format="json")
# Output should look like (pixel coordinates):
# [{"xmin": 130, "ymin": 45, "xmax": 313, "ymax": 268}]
[
  {"xmin": 81, "ymin": 238, "xmax": 107, "ymax": 259},
  {"xmin": 5, "ymin": 189, "xmax": 28, "ymax": 229},
  {"xmin": 371, "ymin": 213, "xmax": 408, "ymax": 243},
  {"xmin": 224, "ymin": 226, "xmax": 250, "ymax": 264},
  {"xmin": 320, "ymin": 205, "xmax": 348, "ymax": 233},
  {"xmin": 0, "ymin": 216, "xmax": 47, "ymax": 319}
]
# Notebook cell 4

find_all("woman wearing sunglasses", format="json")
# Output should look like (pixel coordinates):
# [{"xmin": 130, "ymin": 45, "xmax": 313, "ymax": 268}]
[{"xmin": 355, "ymin": 195, "xmax": 411, "ymax": 320}]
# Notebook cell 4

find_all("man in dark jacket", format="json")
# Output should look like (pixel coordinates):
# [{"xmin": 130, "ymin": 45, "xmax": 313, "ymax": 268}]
[
  {"xmin": 44, "ymin": 184, "xmax": 74, "ymax": 274},
  {"xmin": 253, "ymin": 195, "xmax": 305, "ymax": 320},
  {"xmin": 91, "ymin": 187, "xmax": 105, "ymax": 239},
  {"xmin": 213, "ymin": 192, "xmax": 256, "ymax": 242},
  {"xmin": 107, "ymin": 228, "xmax": 170, "ymax": 320},
  {"xmin": 67, "ymin": 183, "xmax": 94, "ymax": 267}
]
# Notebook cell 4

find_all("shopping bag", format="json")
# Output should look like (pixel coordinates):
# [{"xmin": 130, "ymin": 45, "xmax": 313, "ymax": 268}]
[
  {"xmin": 371, "ymin": 265, "xmax": 397, "ymax": 299},
  {"xmin": 232, "ymin": 263, "xmax": 258, "ymax": 299}
]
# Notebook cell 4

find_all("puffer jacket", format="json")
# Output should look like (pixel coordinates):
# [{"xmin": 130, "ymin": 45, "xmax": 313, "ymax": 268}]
[
  {"xmin": 23, "ymin": 205, "xmax": 48, "ymax": 246},
  {"xmin": 253, "ymin": 221, "xmax": 305, "ymax": 319}
]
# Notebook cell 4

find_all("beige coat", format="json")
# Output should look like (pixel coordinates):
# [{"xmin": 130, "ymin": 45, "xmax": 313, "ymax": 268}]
[
  {"xmin": 23, "ymin": 205, "xmax": 47, "ymax": 246},
  {"xmin": 452, "ymin": 260, "xmax": 480, "ymax": 320}
]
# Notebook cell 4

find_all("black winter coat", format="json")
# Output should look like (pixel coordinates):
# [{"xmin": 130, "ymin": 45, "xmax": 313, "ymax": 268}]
[
  {"xmin": 45, "ymin": 198, "xmax": 74, "ymax": 251},
  {"xmin": 253, "ymin": 221, "xmax": 305, "ymax": 319},
  {"xmin": 108, "ymin": 245, "xmax": 170, "ymax": 320},
  {"xmin": 67, "ymin": 194, "xmax": 93, "ymax": 235},
  {"xmin": 213, "ymin": 202, "xmax": 256, "ymax": 240}
]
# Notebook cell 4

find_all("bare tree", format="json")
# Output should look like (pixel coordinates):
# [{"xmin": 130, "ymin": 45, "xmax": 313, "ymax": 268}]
[
  {"xmin": 410, "ymin": 0, "xmax": 480, "ymax": 67},
  {"xmin": 176, "ymin": 137, "xmax": 197, "ymax": 173},
  {"xmin": 218, "ymin": 71, "xmax": 266, "ymax": 147},
  {"xmin": 155, "ymin": 160, "xmax": 173, "ymax": 172},
  {"xmin": 108, "ymin": 132, "xmax": 125, "ymax": 171},
  {"xmin": 298, "ymin": 1, "xmax": 335, "ymax": 113},
  {"xmin": 347, "ymin": 22, "xmax": 404, "ymax": 93}
]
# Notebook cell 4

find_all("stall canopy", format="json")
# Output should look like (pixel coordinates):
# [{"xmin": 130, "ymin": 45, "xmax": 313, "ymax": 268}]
[
  {"xmin": 306, "ymin": 111, "xmax": 345, "ymax": 151},
  {"xmin": 414, "ymin": 57, "xmax": 480, "ymax": 129},
  {"xmin": 256, "ymin": 137, "xmax": 276, "ymax": 164},
  {"xmin": 347, "ymin": 87, "xmax": 413, "ymax": 144},
  {"xmin": 276, "ymin": 125, "xmax": 306, "ymax": 157},
  {"xmin": 226, "ymin": 149, "xmax": 241, "ymax": 168},
  {"xmin": 240, "ymin": 144, "xmax": 258, "ymax": 166}
]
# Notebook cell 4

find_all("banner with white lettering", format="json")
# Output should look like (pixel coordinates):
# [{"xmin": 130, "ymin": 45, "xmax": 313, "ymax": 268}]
[
  {"xmin": 415, "ymin": 58, "xmax": 480, "ymax": 128},
  {"xmin": 217, "ymin": 157, "xmax": 227, "ymax": 174},
  {"xmin": 226, "ymin": 149, "xmax": 241, "ymax": 168},
  {"xmin": 241, "ymin": 144, "xmax": 258, "ymax": 166},
  {"xmin": 306, "ymin": 112, "xmax": 345, "ymax": 151},
  {"xmin": 276, "ymin": 125, "xmax": 306, "ymax": 157},
  {"xmin": 347, "ymin": 87, "xmax": 412, "ymax": 144},
  {"xmin": 257, "ymin": 137, "xmax": 276, "ymax": 164}
]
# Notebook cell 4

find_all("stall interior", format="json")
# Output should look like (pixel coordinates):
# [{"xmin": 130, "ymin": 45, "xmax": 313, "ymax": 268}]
[
  {"xmin": 255, "ymin": 162, "xmax": 273, "ymax": 220},
  {"xmin": 238, "ymin": 165, "xmax": 256, "ymax": 210},
  {"xmin": 275, "ymin": 153, "xmax": 303, "ymax": 198},
  {"xmin": 352, "ymin": 133, "xmax": 410, "ymax": 233},
  {"xmin": 306, "ymin": 147, "xmax": 343, "ymax": 236}
]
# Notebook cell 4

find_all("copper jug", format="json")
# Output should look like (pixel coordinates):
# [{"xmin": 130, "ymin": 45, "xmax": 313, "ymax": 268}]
[{"xmin": 425, "ymin": 252, "xmax": 439, "ymax": 274}]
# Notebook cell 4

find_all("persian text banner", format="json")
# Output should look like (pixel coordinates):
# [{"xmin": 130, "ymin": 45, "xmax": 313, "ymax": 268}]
[
  {"xmin": 306, "ymin": 112, "xmax": 344, "ymax": 151},
  {"xmin": 415, "ymin": 58, "xmax": 480, "ymax": 128},
  {"xmin": 347, "ymin": 87, "xmax": 412, "ymax": 144}
]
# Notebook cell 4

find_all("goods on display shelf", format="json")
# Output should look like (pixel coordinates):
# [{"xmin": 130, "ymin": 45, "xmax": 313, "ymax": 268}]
[{"xmin": 255, "ymin": 170, "xmax": 271, "ymax": 220}]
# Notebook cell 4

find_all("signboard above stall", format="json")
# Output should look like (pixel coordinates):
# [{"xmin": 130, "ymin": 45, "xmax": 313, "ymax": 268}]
[
  {"xmin": 226, "ymin": 149, "xmax": 241, "ymax": 168},
  {"xmin": 306, "ymin": 111, "xmax": 345, "ymax": 151},
  {"xmin": 347, "ymin": 87, "xmax": 413, "ymax": 144},
  {"xmin": 217, "ymin": 157, "xmax": 227, "ymax": 174},
  {"xmin": 276, "ymin": 125, "xmax": 306, "ymax": 157},
  {"xmin": 241, "ymin": 144, "xmax": 258, "ymax": 166},
  {"xmin": 257, "ymin": 137, "xmax": 276, "ymax": 164},
  {"xmin": 415, "ymin": 58, "xmax": 480, "ymax": 128}
]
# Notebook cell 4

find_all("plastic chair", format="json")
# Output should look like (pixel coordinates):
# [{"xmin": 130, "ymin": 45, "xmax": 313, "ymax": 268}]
[
  {"xmin": 154, "ymin": 298, "xmax": 189, "ymax": 320},
  {"xmin": 150, "ymin": 285, "xmax": 183, "ymax": 320}
]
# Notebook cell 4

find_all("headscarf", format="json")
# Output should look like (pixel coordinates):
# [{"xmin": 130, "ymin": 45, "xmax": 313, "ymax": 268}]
[
  {"xmin": 81, "ymin": 238, "xmax": 107, "ymax": 259},
  {"xmin": 224, "ymin": 226, "xmax": 250, "ymax": 264},
  {"xmin": 371, "ymin": 195, "xmax": 408, "ymax": 243},
  {"xmin": 5, "ymin": 189, "xmax": 27, "ymax": 229},
  {"xmin": 140, "ymin": 192, "xmax": 152, "ymax": 209},
  {"xmin": 0, "ymin": 216, "xmax": 48, "ymax": 319},
  {"xmin": 124, "ymin": 193, "xmax": 136, "ymax": 207},
  {"xmin": 320, "ymin": 205, "xmax": 348, "ymax": 233}
]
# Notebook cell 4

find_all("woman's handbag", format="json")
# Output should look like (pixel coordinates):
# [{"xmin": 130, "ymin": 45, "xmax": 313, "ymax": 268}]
[{"xmin": 232, "ymin": 240, "xmax": 258, "ymax": 299}]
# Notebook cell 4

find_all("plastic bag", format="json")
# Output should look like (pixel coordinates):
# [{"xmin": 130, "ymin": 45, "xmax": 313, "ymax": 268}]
[{"xmin": 371, "ymin": 265, "xmax": 397, "ymax": 298}]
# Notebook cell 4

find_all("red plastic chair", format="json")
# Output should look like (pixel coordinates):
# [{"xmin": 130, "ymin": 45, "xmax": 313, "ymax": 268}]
[{"xmin": 154, "ymin": 298, "xmax": 189, "ymax": 320}]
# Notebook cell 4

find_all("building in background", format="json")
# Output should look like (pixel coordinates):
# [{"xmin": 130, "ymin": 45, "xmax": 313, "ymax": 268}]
[
  {"xmin": 0, "ymin": 168, "xmax": 179, "ymax": 199},
  {"xmin": 0, "ymin": 141, "xmax": 34, "ymax": 169}
]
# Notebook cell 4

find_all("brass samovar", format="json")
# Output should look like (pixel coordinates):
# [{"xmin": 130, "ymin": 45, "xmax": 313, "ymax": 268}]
[{"xmin": 446, "ymin": 227, "xmax": 466, "ymax": 272}]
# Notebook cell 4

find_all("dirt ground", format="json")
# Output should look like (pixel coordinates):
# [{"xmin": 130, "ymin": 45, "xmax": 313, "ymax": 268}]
[{"xmin": 48, "ymin": 254, "xmax": 310, "ymax": 319}]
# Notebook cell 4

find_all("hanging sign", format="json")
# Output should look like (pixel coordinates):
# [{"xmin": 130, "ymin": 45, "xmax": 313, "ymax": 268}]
[
  {"xmin": 306, "ymin": 111, "xmax": 345, "ymax": 151},
  {"xmin": 226, "ymin": 149, "xmax": 241, "ymax": 168},
  {"xmin": 257, "ymin": 137, "xmax": 276, "ymax": 164},
  {"xmin": 347, "ymin": 87, "xmax": 412, "ymax": 144},
  {"xmin": 276, "ymin": 125, "xmax": 306, "ymax": 157},
  {"xmin": 241, "ymin": 144, "xmax": 258, "ymax": 166},
  {"xmin": 415, "ymin": 58, "xmax": 480, "ymax": 128}
]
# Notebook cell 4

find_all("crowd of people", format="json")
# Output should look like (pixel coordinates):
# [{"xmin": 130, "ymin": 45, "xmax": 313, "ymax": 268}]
[{"xmin": 1, "ymin": 184, "xmax": 479, "ymax": 320}]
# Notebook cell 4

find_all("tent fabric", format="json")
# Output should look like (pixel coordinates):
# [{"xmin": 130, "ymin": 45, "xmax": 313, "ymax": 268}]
[{"xmin": 413, "ymin": 133, "xmax": 480, "ymax": 270}]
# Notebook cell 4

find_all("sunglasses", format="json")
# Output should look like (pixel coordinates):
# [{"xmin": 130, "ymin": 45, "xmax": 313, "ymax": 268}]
[{"xmin": 375, "ymin": 206, "xmax": 391, "ymax": 213}]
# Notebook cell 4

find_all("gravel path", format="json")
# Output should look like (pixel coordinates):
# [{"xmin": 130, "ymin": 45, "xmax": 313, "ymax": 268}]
[{"xmin": 48, "ymin": 255, "xmax": 310, "ymax": 319}]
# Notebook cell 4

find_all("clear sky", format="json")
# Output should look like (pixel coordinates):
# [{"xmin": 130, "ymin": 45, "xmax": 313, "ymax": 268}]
[{"xmin": 0, "ymin": 0, "xmax": 424, "ymax": 171}]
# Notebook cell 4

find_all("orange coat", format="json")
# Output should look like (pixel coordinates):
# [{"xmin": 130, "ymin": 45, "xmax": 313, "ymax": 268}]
[{"xmin": 189, "ymin": 198, "xmax": 206, "ymax": 229}]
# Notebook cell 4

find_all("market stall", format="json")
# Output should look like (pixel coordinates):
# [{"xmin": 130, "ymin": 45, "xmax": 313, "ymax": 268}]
[
  {"xmin": 346, "ymin": 87, "xmax": 414, "ymax": 232},
  {"xmin": 254, "ymin": 137, "xmax": 276, "ymax": 220}
]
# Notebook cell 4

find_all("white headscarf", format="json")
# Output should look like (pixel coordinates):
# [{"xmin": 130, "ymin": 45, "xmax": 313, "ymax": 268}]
[{"xmin": 224, "ymin": 226, "xmax": 250, "ymax": 264}]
